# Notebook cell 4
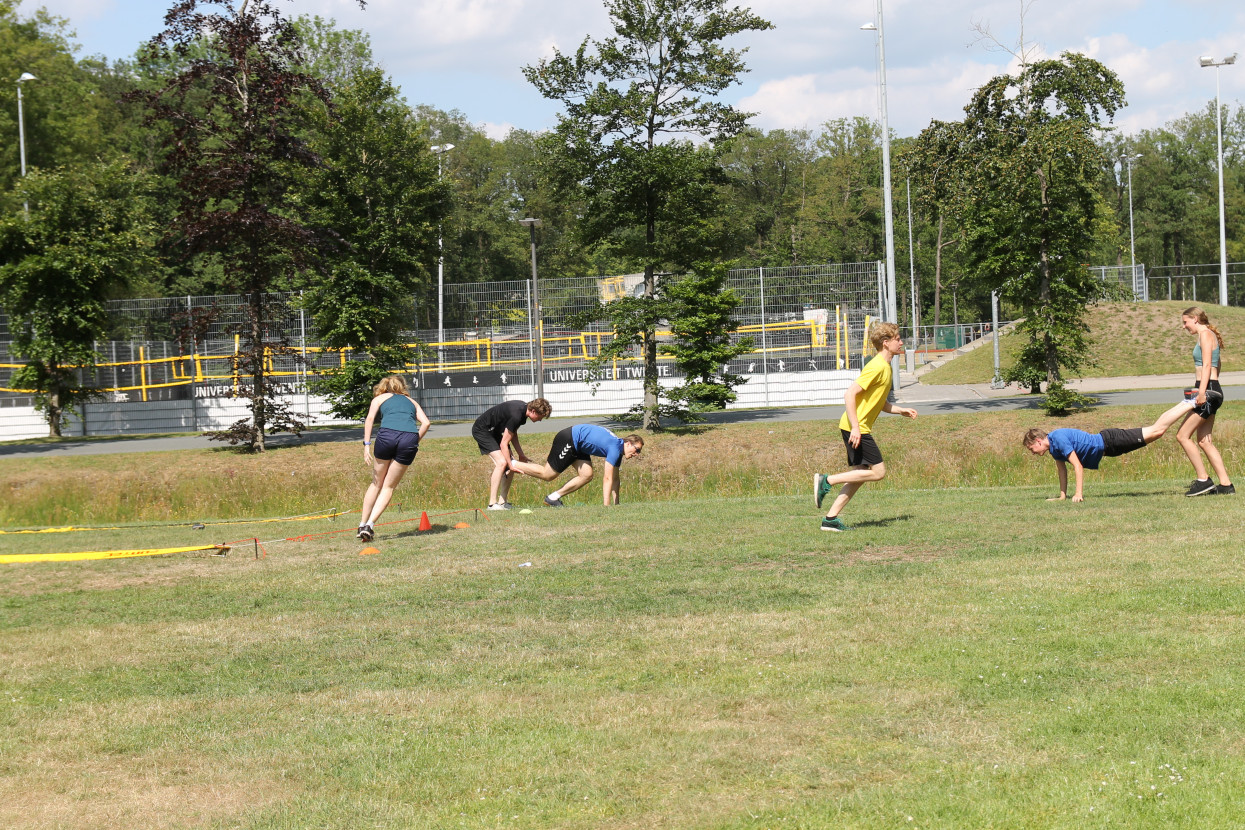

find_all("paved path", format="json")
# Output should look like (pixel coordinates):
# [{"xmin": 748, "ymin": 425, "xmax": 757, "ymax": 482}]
[{"xmin": 4, "ymin": 371, "xmax": 1240, "ymax": 458}]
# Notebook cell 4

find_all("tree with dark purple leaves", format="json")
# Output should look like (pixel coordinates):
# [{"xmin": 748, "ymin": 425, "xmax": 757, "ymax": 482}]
[{"xmin": 136, "ymin": 0, "xmax": 365, "ymax": 451}]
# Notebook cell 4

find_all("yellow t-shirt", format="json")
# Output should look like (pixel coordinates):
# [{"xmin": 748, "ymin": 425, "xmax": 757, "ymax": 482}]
[{"xmin": 837, "ymin": 352, "xmax": 892, "ymax": 434}]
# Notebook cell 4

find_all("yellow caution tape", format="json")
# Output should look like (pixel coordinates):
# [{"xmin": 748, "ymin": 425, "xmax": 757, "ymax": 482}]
[
  {"xmin": 0, "ymin": 526, "xmax": 121, "ymax": 535},
  {"xmin": 0, "ymin": 544, "xmax": 230, "ymax": 565}
]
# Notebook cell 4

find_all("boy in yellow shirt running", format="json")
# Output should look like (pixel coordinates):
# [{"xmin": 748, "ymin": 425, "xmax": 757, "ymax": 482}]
[{"xmin": 813, "ymin": 321, "xmax": 918, "ymax": 531}]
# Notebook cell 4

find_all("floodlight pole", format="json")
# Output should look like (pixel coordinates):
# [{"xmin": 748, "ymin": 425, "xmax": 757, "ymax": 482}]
[
  {"xmin": 862, "ymin": 5, "xmax": 899, "ymax": 388},
  {"xmin": 1125, "ymin": 152, "xmax": 1142, "ymax": 298},
  {"xmin": 519, "ymin": 218, "xmax": 544, "ymax": 398},
  {"xmin": 431, "ymin": 143, "xmax": 455, "ymax": 367},
  {"xmin": 17, "ymin": 72, "xmax": 37, "ymax": 217},
  {"xmin": 1199, "ymin": 54, "xmax": 1237, "ymax": 306}
]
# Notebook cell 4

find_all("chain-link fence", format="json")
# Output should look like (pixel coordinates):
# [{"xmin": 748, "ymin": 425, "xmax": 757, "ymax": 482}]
[
  {"xmin": 1, "ymin": 263, "xmax": 891, "ymax": 435},
  {"xmin": 1089, "ymin": 264, "xmax": 1148, "ymax": 300}
]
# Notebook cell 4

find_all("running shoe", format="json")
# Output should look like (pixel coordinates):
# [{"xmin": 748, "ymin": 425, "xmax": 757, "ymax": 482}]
[
  {"xmin": 1215, "ymin": 483, "xmax": 1236, "ymax": 495},
  {"xmin": 814, "ymin": 473, "xmax": 834, "ymax": 509},
  {"xmin": 358, "ymin": 524, "xmax": 375, "ymax": 542},
  {"xmin": 356, "ymin": 525, "xmax": 368, "ymax": 539},
  {"xmin": 487, "ymin": 503, "xmax": 510, "ymax": 511},
  {"xmin": 1185, "ymin": 478, "xmax": 1217, "ymax": 497},
  {"xmin": 543, "ymin": 495, "xmax": 564, "ymax": 508},
  {"xmin": 820, "ymin": 516, "xmax": 850, "ymax": 532}
]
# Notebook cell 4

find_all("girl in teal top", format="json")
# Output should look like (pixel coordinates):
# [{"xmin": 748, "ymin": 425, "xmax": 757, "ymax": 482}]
[
  {"xmin": 1176, "ymin": 307, "xmax": 1233, "ymax": 496},
  {"xmin": 358, "ymin": 375, "xmax": 430, "ymax": 541}
]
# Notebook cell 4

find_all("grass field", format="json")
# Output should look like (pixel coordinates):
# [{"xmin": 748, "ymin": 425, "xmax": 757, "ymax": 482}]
[
  {"xmin": 921, "ymin": 301, "xmax": 1245, "ymax": 385},
  {"xmin": 3, "ymin": 403, "xmax": 1244, "ymax": 828}
]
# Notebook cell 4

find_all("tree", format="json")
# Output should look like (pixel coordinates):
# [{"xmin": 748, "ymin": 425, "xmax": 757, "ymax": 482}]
[
  {"xmin": 524, "ymin": 0, "xmax": 772, "ymax": 430},
  {"xmin": 297, "ymin": 63, "xmax": 447, "ymax": 419},
  {"xmin": 137, "ymin": 0, "xmax": 364, "ymax": 451},
  {"xmin": 0, "ymin": 162, "xmax": 156, "ymax": 435},
  {"xmin": 914, "ymin": 53, "xmax": 1127, "ymax": 411},
  {"xmin": 660, "ymin": 263, "xmax": 753, "ymax": 413}
]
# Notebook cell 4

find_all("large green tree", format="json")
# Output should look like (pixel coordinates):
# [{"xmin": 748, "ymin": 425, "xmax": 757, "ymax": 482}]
[
  {"xmin": 524, "ymin": 0, "xmax": 772, "ymax": 430},
  {"xmin": 0, "ymin": 161, "xmax": 156, "ymax": 436},
  {"xmin": 914, "ymin": 53, "xmax": 1127, "ymax": 409}
]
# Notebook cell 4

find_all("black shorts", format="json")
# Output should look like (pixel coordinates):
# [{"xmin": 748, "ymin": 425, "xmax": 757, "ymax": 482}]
[
  {"xmin": 1184, "ymin": 379, "xmax": 1224, "ymax": 419},
  {"xmin": 472, "ymin": 425, "xmax": 503, "ymax": 455},
  {"xmin": 374, "ymin": 427, "xmax": 419, "ymax": 466},
  {"xmin": 1101, "ymin": 427, "xmax": 1146, "ymax": 458},
  {"xmin": 840, "ymin": 429, "xmax": 884, "ymax": 468},
  {"xmin": 547, "ymin": 426, "xmax": 590, "ymax": 474}
]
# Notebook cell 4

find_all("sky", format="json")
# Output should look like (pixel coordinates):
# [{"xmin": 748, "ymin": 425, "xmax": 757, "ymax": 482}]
[{"xmin": 23, "ymin": 0, "xmax": 1245, "ymax": 141}]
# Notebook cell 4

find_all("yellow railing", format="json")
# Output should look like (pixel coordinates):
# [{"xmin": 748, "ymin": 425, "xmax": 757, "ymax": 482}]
[{"xmin": 1, "ymin": 320, "xmax": 863, "ymax": 397}]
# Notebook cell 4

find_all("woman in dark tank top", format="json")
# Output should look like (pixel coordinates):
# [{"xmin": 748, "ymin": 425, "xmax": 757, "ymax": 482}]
[{"xmin": 1176, "ymin": 307, "xmax": 1233, "ymax": 496}]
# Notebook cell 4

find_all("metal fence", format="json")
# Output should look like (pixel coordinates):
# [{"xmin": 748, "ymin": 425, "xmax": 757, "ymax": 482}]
[
  {"xmin": 0, "ymin": 262, "xmax": 888, "ymax": 425},
  {"xmin": 1144, "ymin": 263, "xmax": 1245, "ymax": 307},
  {"xmin": 1089, "ymin": 264, "xmax": 1148, "ymax": 300}
]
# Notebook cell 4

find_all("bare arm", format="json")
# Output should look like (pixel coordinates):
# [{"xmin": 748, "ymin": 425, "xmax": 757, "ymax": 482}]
[
  {"xmin": 362, "ymin": 394, "xmax": 388, "ymax": 465},
  {"xmin": 1196, "ymin": 329, "xmax": 1216, "ymax": 403},
  {"xmin": 1066, "ymin": 451, "xmax": 1085, "ymax": 502},
  {"xmin": 882, "ymin": 400, "xmax": 918, "ymax": 419},
  {"xmin": 844, "ymin": 383, "xmax": 864, "ymax": 446},
  {"xmin": 1049, "ymin": 459, "xmax": 1068, "ymax": 501},
  {"xmin": 413, "ymin": 401, "xmax": 431, "ymax": 441},
  {"xmin": 603, "ymin": 462, "xmax": 620, "ymax": 506},
  {"xmin": 501, "ymin": 428, "xmax": 525, "ymax": 464}
]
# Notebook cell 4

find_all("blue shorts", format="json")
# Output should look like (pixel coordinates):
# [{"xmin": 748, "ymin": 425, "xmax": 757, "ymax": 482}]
[{"xmin": 374, "ymin": 427, "xmax": 419, "ymax": 466}]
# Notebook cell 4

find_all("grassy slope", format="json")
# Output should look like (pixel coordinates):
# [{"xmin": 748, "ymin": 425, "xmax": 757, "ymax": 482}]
[{"xmin": 921, "ymin": 301, "xmax": 1245, "ymax": 385}]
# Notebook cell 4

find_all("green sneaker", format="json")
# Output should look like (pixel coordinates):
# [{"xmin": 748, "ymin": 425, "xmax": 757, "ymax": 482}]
[
  {"xmin": 814, "ymin": 474, "xmax": 834, "ymax": 509},
  {"xmin": 820, "ymin": 516, "xmax": 850, "ymax": 532}
]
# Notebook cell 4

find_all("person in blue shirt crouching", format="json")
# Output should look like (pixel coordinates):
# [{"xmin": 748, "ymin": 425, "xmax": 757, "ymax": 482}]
[{"xmin": 508, "ymin": 424, "xmax": 643, "ymax": 507}]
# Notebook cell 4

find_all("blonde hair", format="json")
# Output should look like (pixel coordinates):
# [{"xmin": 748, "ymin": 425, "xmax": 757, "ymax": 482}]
[
  {"xmin": 373, "ymin": 375, "xmax": 408, "ymax": 397},
  {"xmin": 1182, "ymin": 307, "xmax": 1224, "ymax": 350},
  {"xmin": 869, "ymin": 321, "xmax": 899, "ymax": 352}
]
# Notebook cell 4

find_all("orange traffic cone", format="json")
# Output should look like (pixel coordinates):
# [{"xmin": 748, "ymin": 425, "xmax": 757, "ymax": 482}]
[{"xmin": 418, "ymin": 511, "xmax": 432, "ymax": 532}]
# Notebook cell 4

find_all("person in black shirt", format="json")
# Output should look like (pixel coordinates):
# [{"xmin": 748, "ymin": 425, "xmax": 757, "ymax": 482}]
[{"xmin": 472, "ymin": 398, "xmax": 551, "ymax": 509}]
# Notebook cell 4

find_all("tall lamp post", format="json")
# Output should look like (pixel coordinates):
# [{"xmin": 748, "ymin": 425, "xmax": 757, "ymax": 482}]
[
  {"xmin": 861, "ymin": 4, "xmax": 898, "ymax": 387},
  {"xmin": 1199, "ymin": 53, "xmax": 1237, "ymax": 306},
  {"xmin": 518, "ymin": 218, "xmax": 544, "ymax": 398},
  {"xmin": 1124, "ymin": 152, "xmax": 1142, "ymax": 297},
  {"xmin": 431, "ymin": 143, "xmax": 455, "ymax": 366},
  {"xmin": 16, "ymin": 72, "xmax": 37, "ymax": 216}
]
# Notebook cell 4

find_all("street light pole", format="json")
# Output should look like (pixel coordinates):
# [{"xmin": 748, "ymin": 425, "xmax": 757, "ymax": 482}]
[
  {"xmin": 16, "ymin": 72, "xmax": 37, "ymax": 216},
  {"xmin": 518, "ymin": 218, "xmax": 544, "ymax": 398},
  {"xmin": 906, "ymin": 175, "xmax": 917, "ymax": 344},
  {"xmin": 862, "ymin": 3, "xmax": 899, "ymax": 388},
  {"xmin": 1199, "ymin": 53, "xmax": 1237, "ymax": 306},
  {"xmin": 1124, "ymin": 152, "xmax": 1142, "ymax": 297},
  {"xmin": 431, "ymin": 143, "xmax": 455, "ymax": 366}
]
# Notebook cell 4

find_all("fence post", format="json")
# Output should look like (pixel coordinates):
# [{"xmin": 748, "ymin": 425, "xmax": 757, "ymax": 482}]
[
  {"xmin": 758, "ymin": 266, "xmax": 770, "ymax": 407},
  {"xmin": 525, "ymin": 279, "xmax": 537, "ymax": 398},
  {"xmin": 299, "ymin": 292, "xmax": 310, "ymax": 423}
]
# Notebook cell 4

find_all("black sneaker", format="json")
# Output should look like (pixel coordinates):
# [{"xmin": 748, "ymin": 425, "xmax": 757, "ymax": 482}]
[
  {"xmin": 543, "ymin": 495, "xmax": 564, "ymax": 508},
  {"xmin": 356, "ymin": 525, "xmax": 368, "ymax": 539},
  {"xmin": 820, "ymin": 516, "xmax": 850, "ymax": 532},
  {"xmin": 1185, "ymin": 479, "xmax": 1216, "ymax": 497},
  {"xmin": 359, "ymin": 524, "xmax": 375, "ymax": 542},
  {"xmin": 1215, "ymin": 483, "xmax": 1236, "ymax": 495}
]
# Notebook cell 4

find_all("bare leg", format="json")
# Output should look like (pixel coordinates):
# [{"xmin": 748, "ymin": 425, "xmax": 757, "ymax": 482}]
[
  {"xmin": 825, "ymin": 463, "xmax": 887, "ymax": 518},
  {"xmin": 1176, "ymin": 412, "xmax": 1211, "ymax": 481},
  {"xmin": 1141, "ymin": 400, "xmax": 1196, "ymax": 443},
  {"xmin": 487, "ymin": 451, "xmax": 510, "ymax": 504},
  {"xmin": 360, "ymin": 458, "xmax": 391, "ymax": 525},
  {"xmin": 550, "ymin": 459, "xmax": 594, "ymax": 499},
  {"xmin": 365, "ymin": 459, "xmax": 410, "ymax": 526},
  {"xmin": 1196, "ymin": 416, "xmax": 1231, "ymax": 485},
  {"xmin": 510, "ymin": 458, "xmax": 560, "ymax": 481}
]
